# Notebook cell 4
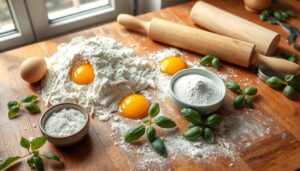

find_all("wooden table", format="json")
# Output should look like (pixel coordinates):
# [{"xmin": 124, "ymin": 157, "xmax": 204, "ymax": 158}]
[{"xmin": 1, "ymin": 0, "xmax": 300, "ymax": 170}]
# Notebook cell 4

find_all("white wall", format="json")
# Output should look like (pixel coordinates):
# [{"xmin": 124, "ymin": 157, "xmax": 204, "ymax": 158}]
[{"xmin": 136, "ymin": 0, "xmax": 189, "ymax": 14}]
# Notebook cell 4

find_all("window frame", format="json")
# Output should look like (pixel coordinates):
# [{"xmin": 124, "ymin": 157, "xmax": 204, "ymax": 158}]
[
  {"xmin": 25, "ymin": 0, "xmax": 133, "ymax": 40},
  {"xmin": 0, "ymin": 0, "xmax": 35, "ymax": 51}
]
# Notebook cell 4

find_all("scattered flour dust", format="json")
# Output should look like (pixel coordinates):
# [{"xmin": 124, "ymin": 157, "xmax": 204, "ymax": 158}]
[
  {"xmin": 41, "ymin": 37, "xmax": 156, "ymax": 116},
  {"xmin": 44, "ymin": 108, "xmax": 86, "ymax": 137}
]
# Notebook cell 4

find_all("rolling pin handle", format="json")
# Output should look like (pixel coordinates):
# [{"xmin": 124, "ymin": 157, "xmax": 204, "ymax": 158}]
[
  {"xmin": 117, "ymin": 14, "xmax": 150, "ymax": 35},
  {"xmin": 252, "ymin": 52, "xmax": 300, "ymax": 75}
]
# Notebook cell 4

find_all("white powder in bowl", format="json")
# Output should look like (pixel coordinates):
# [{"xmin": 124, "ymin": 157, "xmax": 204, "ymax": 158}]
[
  {"xmin": 173, "ymin": 74, "xmax": 221, "ymax": 106},
  {"xmin": 44, "ymin": 108, "xmax": 86, "ymax": 137}
]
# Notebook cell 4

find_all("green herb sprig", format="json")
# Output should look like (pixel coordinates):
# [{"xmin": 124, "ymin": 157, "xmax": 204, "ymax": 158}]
[
  {"xmin": 199, "ymin": 55, "xmax": 221, "ymax": 70},
  {"xmin": 225, "ymin": 81, "xmax": 258, "ymax": 108},
  {"xmin": 180, "ymin": 108, "xmax": 223, "ymax": 144},
  {"xmin": 266, "ymin": 75, "xmax": 300, "ymax": 99},
  {"xmin": 124, "ymin": 102, "xmax": 176, "ymax": 157},
  {"xmin": 280, "ymin": 52, "xmax": 298, "ymax": 63},
  {"xmin": 260, "ymin": 9, "xmax": 295, "ymax": 23},
  {"xmin": 7, "ymin": 95, "xmax": 41, "ymax": 119},
  {"xmin": 0, "ymin": 136, "xmax": 61, "ymax": 171}
]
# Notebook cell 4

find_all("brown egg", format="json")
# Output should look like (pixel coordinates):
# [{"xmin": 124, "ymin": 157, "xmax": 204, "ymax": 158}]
[
  {"xmin": 244, "ymin": 0, "xmax": 271, "ymax": 13},
  {"xmin": 20, "ymin": 57, "xmax": 47, "ymax": 83}
]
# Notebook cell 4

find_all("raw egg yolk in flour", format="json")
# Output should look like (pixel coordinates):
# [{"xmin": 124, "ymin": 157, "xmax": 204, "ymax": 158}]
[
  {"xmin": 160, "ymin": 56, "xmax": 187, "ymax": 75},
  {"xmin": 71, "ymin": 64, "xmax": 95, "ymax": 85},
  {"xmin": 119, "ymin": 94, "xmax": 150, "ymax": 119}
]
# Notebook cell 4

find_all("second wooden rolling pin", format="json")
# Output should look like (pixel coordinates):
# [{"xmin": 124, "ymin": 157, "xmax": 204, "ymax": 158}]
[{"xmin": 117, "ymin": 14, "xmax": 300, "ymax": 75}]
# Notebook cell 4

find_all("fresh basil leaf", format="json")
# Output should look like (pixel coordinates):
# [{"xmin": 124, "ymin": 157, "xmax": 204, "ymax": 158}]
[
  {"xmin": 0, "ymin": 156, "xmax": 21, "ymax": 170},
  {"xmin": 188, "ymin": 122, "xmax": 196, "ymax": 129},
  {"xmin": 124, "ymin": 125, "xmax": 145, "ymax": 143},
  {"xmin": 32, "ymin": 156, "xmax": 44, "ymax": 171},
  {"xmin": 22, "ymin": 95, "xmax": 38, "ymax": 103},
  {"xmin": 225, "ymin": 81, "xmax": 241, "ymax": 94},
  {"xmin": 233, "ymin": 95, "xmax": 244, "ymax": 108},
  {"xmin": 27, "ymin": 157, "xmax": 34, "ymax": 169},
  {"xmin": 148, "ymin": 102, "xmax": 160, "ymax": 118},
  {"xmin": 259, "ymin": 13, "xmax": 267, "ymax": 21},
  {"xmin": 205, "ymin": 114, "xmax": 223, "ymax": 128},
  {"xmin": 24, "ymin": 102, "xmax": 41, "ymax": 114},
  {"xmin": 42, "ymin": 152, "xmax": 61, "ymax": 162},
  {"xmin": 146, "ymin": 126, "xmax": 156, "ymax": 142},
  {"xmin": 151, "ymin": 137, "xmax": 167, "ymax": 157},
  {"xmin": 212, "ymin": 57, "xmax": 221, "ymax": 69},
  {"xmin": 285, "ymin": 75, "xmax": 295, "ymax": 82},
  {"xmin": 31, "ymin": 136, "xmax": 47, "ymax": 151},
  {"xmin": 244, "ymin": 86, "xmax": 258, "ymax": 96},
  {"xmin": 20, "ymin": 137, "xmax": 30, "ymax": 150},
  {"xmin": 180, "ymin": 108, "xmax": 203, "ymax": 126},
  {"xmin": 243, "ymin": 96, "xmax": 254, "ymax": 108},
  {"xmin": 8, "ymin": 105, "xmax": 20, "ymax": 119},
  {"xmin": 183, "ymin": 126, "xmax": 202, "ymax": 141},
  {"xmin": 7, "ymin": 100, "xmax": 18, "ymax": 109},
  {"xmin": 283, "ymin": 85, "xmax": 296, "ymax": 100},
  {"xmin": 203, "ymin": 128, "xmax": 215, "ymax": 144},
  {"xmin": 266, "ymin": 76, "xmax": 283, "ymax": 89},
  {"xmin": 286, "ymin": 10, "xmax": 295, "ymax": 17},
  {"xmin": 288, "ymin": 56, "xmax": 297, "ymax": 63},
  {"xmin": 155, "ymin": 116, "xmax": 176, "ymax": 128},
  {"xmin": 199, "ymin": 55, "xmax": 213, "ymax": 65}
]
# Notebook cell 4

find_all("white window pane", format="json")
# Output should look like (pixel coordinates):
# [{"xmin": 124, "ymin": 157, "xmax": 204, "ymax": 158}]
[
  {"xmin": 46, "ymin": 0, "xmax": 110, "ymax": 21},
  {"xmin": 0, "ymin": 1, "xmax": 16, "ymax": 34}
]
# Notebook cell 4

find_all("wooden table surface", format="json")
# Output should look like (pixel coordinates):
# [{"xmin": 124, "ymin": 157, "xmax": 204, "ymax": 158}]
[{"xmin": 1, "ymin": 0, "xmax": 300, "ymax": 170}]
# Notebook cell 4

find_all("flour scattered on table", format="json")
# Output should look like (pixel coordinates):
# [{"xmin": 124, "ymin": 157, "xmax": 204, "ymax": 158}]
[{"xmin": 41, "ymin": 37, "xmax": 156, "ymax": 116}]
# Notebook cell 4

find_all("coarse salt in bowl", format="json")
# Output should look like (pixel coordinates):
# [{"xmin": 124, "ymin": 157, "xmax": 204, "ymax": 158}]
[
  {"xmin": 169, "ymin": 68, "xmax": 226, "ymax": 115},
  {"xmin": 40, "ymin": 103, "xmax": 90, "ymax": 146}
]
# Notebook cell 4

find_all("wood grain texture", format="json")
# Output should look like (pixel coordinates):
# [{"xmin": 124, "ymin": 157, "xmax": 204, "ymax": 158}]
[{"xmin": 1, "ymin": 0, "xmax": 300, "ymax": 170}]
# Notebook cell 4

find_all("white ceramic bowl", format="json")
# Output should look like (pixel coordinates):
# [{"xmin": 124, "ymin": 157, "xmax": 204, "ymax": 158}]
[
  {"xmin": 169, "ymin": 68, "xmax": 226, "ymax": 115},
  {"xmin": 40, "ymin": 103, "xmax": 90, "ymax": 146}
]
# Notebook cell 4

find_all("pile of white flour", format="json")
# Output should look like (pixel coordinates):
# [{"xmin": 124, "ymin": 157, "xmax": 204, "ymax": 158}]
[{"xmin": 41, "ymin": 37, "xmax": 156, "ymax": 116}]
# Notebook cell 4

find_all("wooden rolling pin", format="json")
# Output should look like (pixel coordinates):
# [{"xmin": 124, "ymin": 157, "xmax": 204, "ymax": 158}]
[
  {"xmin": 190, "ymin": 1, "xmax": 280, "ymax": 56},
  {"xmin": 117, "ymin": 14, "xmax": 300, "ymax": 75}
]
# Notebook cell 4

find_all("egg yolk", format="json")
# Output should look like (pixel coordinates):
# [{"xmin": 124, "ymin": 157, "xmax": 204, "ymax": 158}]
[
  {"xmin": 160, "ymin": 56, "xmax": 187, "ymax": 75},
  {"xmin": 71, "ymin": 64, "xmax": 95, "ymax": 85},
  {"xmin": 119, "ymin": 94, "xmax": 150, "ymax": 119}
]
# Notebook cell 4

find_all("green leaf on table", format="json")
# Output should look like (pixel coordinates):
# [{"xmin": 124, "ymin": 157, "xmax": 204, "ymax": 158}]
[
  {"xmin": 150, "ymin": 137, "xmax": 167, "ymax": 157},
  {"xmin": 285, "ymin": 75, "xmax": 295, "ymax": 82},
  {"xmin": 212, "ymin": 57, "xmax": 221, "ymax": 69},
  {"xmin": 32, "ymin": 156, "xmax": 44, "ymax": 171},
  {"xmin": 286, "ymin": 10, "xmax": 295, "ymax": 17},
  {"xmin": 180, "ymin": 108, "xmax": 203, "ymax": 126},
  {"xmin": 27, "ymin": 157, "xmax": 34, "ymax": 169},
  {"xmin": 31, "ymin": 136, "xmax": 47, "ymax": 151},
  {"xmin": 243, "ymin": 96, "xmax": 254, "ymax": 108},
  {"xmin": 205, "ymin": 114, "xmax": 223, "ymax": 128},
  {"xmin": 42, "ymin": 152, "xmax": 61, "ymax": 162},
  {"xmin": 266, "ymin": 76, "xmax": 283, "ymax": 89},
  {"xmin": 225, "ymin": 81, "xmax": 241, "ymax": 94},
  {"xmin": 7, "ymin": 100, "xmax": 18, "ymax": 109},
  {"xmin": 8, "ymin": 105, "xmax": 20, "ymax": 119},
  {"xmin": 183, "ymin": 126, "xmax": 202, "ymax": 141},
  {"xmin": 233, "ymin": 95, "xmax": 244, "ymax": 108},
  {"xmin": 24, "ymin": 102, "xmax": 41, "ymax": 114},
  {"xmin": 283, "ymin": 85, "xmax": 296, "ymax": 100},
  {"xmin": 20, "ymin": 137, "xmax": 30, "ymax": 150},
  {"xmin": 203, "ymin": 128, "xmax": 215, "ymax": 144},
  {"xmin": 155, "ymin": 116, "xmax": 176, "ymax": 128},
  {"xmin": 0, "ymin": 156, "xmax": 21, "ymax": 170},
  {"xmin": 244, "ymin": 86, "xmax": 258, "ymax": 96},
  {"xmin": 124, "ymin": 125, "xmax": 145, "ymax": 143},
  {"xmin": 22, "ymin": 95, "xmax": 38, "ymax": 103},
  {"xmin": 199, "ymin": 55, "xmax": 213, "ymax": 65},
  {"xmin": 148, "ymin": 102, "xmax": 160, "ymax": 118},
  {"xmin": 146, "ymin": 126, "xmax": 156, "ymax": 142}
]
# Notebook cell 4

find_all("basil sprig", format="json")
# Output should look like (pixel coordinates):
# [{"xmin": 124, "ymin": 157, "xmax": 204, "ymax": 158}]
[
  {"xmin": 7, "ymin": 95, "xmax": 41, "ymax": 119},
  {"xmin": 259, "ymin": 9, "xmax": 295, "ymax": 23},
  {"xmin": 199, "ymin": 55, "xmax": 221, "ymax": 70},
  {"xmin": 124, "ymin": 102, "xmax": 176, "ymax": 157},
  {"xmin": 266, "ymin": 75, "xmax": 300, "ymax": 100},
  {"xmin": 181, "ymin": 108, "xmax": 223, "ymax": 144},
  {"xmin": 280, "ymin": 52, "xmax": 297, "ymax": 63},
  {"xmin": 225, "ymin": 81, "xmax": 258, "ymax": 108},
  {"xmin": 0, "ymin": 136, "xmax": 61, "ymax": 171}
]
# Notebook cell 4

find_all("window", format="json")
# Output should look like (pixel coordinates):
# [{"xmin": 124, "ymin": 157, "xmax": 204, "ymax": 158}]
[{"xmin": 0, "ymin": 0, "xmax": 132, "ymax": 51}]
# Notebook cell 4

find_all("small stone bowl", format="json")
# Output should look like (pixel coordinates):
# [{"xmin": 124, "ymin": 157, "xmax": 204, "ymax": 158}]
[
  {"xmin": 169, "ymin": 68, "xmax": 226, "ymax": 115},
  {"xmin": 40, "ymin": 103, "xmax": 90, "ymax": 146}
]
